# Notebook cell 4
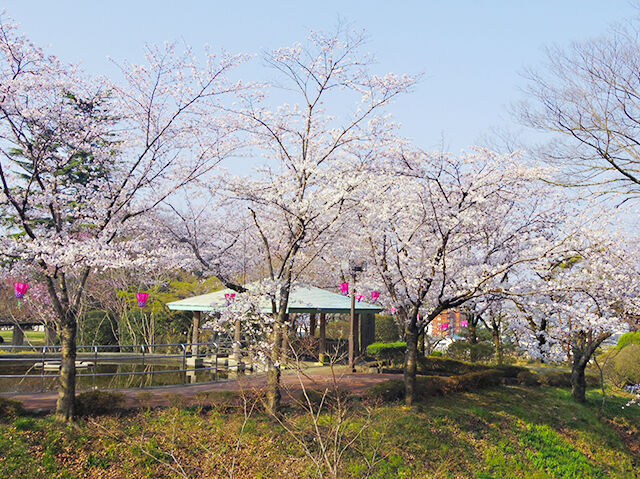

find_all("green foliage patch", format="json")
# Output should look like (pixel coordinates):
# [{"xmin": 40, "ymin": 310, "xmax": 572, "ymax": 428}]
[
  {"xmin": 366, "ymin": 341, "xmax": 406, "ymax": 366},
  {"xmin": 518, "ymin": 424, "xmax": 606, "ymax": 478},
  {"xmin": 616, "ymin": 331, "xmax": 640, "ymax": 349}
]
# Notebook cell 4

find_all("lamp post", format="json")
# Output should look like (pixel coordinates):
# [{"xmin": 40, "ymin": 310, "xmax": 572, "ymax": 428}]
[{"xmin": 342, "ymin": 259, "xmax": 365, "ymax": 372}]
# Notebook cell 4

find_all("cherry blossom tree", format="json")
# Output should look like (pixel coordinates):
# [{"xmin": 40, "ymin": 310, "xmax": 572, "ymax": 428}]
[
  {"xmin": 355, "ymin": 147, "xmax": 570, "ymax": 404},
  {"xmin": 0, "ymin": 16, "xmax": 244, "ymax": 421},
  {"xmin": 508, "ymin": 228, "xmax": 638, "ymax": 402},
  {"xmin": 215, "ymin": 26, "xmax": 416, "ymax": 413}
]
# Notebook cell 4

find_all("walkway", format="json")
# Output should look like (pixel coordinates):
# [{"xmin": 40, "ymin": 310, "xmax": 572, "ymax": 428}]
[{"xmin": 2, "ymin": 366, "xmax": 401, "ymax": 413}]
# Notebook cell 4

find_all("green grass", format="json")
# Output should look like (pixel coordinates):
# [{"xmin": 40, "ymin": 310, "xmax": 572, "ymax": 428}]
[
  {"xmin": 0, "ymin": 330, "xmax": 47, "ymax": 347},
  {"xmin": 0, "ymin": 386, "xmax": 638, "ymax": 478}
]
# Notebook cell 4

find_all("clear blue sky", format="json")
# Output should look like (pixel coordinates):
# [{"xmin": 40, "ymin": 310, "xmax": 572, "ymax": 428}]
[{"xmin": 2, "ymin": 1, "xmax": 636, "ymax": 152}]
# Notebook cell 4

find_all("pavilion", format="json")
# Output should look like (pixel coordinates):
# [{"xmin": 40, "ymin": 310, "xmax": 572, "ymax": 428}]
[{"xmin": 166, "ymin": 284, "xmax": 383, "ymax": 361}]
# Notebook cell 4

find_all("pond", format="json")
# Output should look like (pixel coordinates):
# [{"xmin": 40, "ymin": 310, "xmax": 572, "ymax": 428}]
[{"xmin": 0, "ymin": 354, "xmax": 250, "ymax": 393}]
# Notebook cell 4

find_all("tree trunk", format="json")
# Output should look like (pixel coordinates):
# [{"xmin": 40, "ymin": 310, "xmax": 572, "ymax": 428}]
[
  {"xmin": 266, "ymin": 318, "xmax": 283, "ymax": 415},
  {"xmin": 492, "ymin": 328, "xmax": 503, "ymax": 365},
  {"xmin": 417, "ymin": 331, "xmax": 425, "ymax": 356},
  {"xmin": 468, "ymin": 317, "xmax": 478, "ymax": 344},
  {"xmin": 571, "ymin": 357, "xmax": 587, "ymax": 403},
  {"xmin": 404, "ymin": 317, "xmax": 419, "ymax": 406},
  {"xmin": 56, "ymin": 312, "xmax": 77, "ymax": 422},
  {"xmin": 266, "ymin": 283, "xmax": 291, "ymax": 415}
]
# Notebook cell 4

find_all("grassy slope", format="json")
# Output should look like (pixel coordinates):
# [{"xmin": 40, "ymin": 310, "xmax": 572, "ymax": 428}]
[{"xmin": 0, "ymin": 386, "xmax": 638, "ymax": 478}]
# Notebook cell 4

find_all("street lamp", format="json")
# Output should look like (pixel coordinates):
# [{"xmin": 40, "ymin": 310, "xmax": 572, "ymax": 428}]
[{"xmin": 341, "ymin": 258, "xmax": 366, "ymax": 372}]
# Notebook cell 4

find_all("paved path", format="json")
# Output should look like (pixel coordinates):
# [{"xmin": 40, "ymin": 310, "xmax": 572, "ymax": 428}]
[{"xmin": 1, "ymin": 366, "xmax": 401, "ymax": 413}]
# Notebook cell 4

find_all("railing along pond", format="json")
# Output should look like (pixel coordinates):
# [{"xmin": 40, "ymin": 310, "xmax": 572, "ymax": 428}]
[{"xmin": 0, "ymin": 342, "xmax": 253, "ymax": 394}]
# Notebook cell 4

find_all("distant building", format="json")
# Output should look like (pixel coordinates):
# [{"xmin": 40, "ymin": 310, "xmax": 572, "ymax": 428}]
[{"xmin": 429, "ymin": 309, "xmax": 468, "ymax": 338}]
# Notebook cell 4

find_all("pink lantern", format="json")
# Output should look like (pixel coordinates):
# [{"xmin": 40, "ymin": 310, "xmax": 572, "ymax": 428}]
[
  {"xmin": 356, "ymin": 294, "xmax": 365, "ymax": 302},
  {"xmin": 370, "ymin": 291, "xmax": 381, "ymax": 303},
  {"xmin": 14, "ymin": 282, "xmax": 29, "ymax": 299},
  {"xmin": 339, "ymin": 282, "xmax": 349, "ymax": 296},
  {"xmin": 136, "ymin": 292, "xmax": 149, "ymax": 308},
  {"xmin": 14, "ymin": 282, "xmax": 29, "ymax": 310},
  {"xmin": 390, "ymin": 307, "xmax": 397, "ymax": 314},
  {"xmin": 224, "ymin": 293, "xmax": 236, "ymax": 305},
  {"xmin": 461, "ymin": 320, "xmax": 469, "ymax": 327}
]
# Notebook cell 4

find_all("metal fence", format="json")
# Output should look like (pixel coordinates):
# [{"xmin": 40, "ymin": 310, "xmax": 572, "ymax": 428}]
[{"xmin": 0, "ymin": 341, "xmax": 254, "ymax": 394}]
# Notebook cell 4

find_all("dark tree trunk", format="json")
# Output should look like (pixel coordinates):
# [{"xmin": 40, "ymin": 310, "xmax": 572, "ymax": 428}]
[
  {"xmin": 569, "ymin": 330, "xmax": 611, "ymax": 403},
  {"xmin": 404, "ymin": 313, "xmax": 419, "ymax": 406},
  {"xmin": 266, "ymin": 283, "xmax": 291, "ymax": 415},
  {"xmin": 56, "ymin": 312, "xmax": 77, "ymax": 422},
  {"xmin": 492, "ymin": 327, "xmax": 503, "ymax": 365},
  {"xmin": 468, "ymin": 317, "xmax": 478, "ymax": 345},
  {"xmin": 266, "ymin": 318, "xmax": 283, "ymax": 415},
  {"xmin": 571, "ymin": 357, "xmax": 587, "ymax": 403},
  {"xmin": 417, "ymin": 331, "xmax": 425, "ymax": 356}
]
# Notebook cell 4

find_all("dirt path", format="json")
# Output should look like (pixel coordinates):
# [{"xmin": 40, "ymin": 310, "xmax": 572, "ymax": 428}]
[{"xmin": 1, "ymin": 366, "xmax": 400, "ymax": 413}]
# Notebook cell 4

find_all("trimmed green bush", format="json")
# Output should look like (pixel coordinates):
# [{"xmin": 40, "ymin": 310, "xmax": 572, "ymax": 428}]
[
  {"xmin": 368, "ymin": 369, "xmax": 505, "ymax": 402},
  {"xmin": 366, "ymin": 342, "xmax": 406, "ymax": 366},
  {"xmin": 75, "ymin": 391, "xmax": 126, "ymax": 416},
  {"xmin": 537, "ymin": 370, "xmax": 599, "ymax": 388},
  {"xmin": 517, "ymin": 370, "xmax": 540, "ymax": 386},
  {"xmin": 495, "ymin": 365, "xmax": 529, "ymax": 378},
  {"xmin": 0, "ymin": 397, "xmax": 25, "ymax": 420},
  {"xmin": 446, "ymin": 341, "xmax": 494, "ymax": 362},
  {"xmin": 418, "ymin": 356, "xmax": 488, "ymax": 375}
]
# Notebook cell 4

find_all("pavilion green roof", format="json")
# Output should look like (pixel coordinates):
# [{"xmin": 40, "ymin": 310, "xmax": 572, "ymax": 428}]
[{"xmin": 166, "ymin": 284, "xmax": 383, "ymax": 314}]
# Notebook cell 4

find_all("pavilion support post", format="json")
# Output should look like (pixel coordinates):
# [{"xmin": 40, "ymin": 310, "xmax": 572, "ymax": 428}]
[
  {"xmin": 233, "ymin": 317, "xmax": 244, "ymax": 371},
  {"xmin": 360, "ymin": 313, "xmax": 375, "ymax": 353},
  {"xmin": 11, "ymin": 324, "xmax": 24, "ymax": 350},
  {"xmin": 187, "ymin": 311, "xmax": 203, "ymax": 369},
  {"xmin": 319, "ymin": 313, "xmax": 327, "ymax": 364},
  {"xmin": 309, "ymin": 313, "xmax": 316, "ymax": 337},
  {"xmin": 191, "ymin": 311, "xmax": 200, "ymax": 356}
]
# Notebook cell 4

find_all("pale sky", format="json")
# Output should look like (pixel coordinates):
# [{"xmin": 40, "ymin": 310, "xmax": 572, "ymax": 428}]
[{"xmin": 2, "ymin": 1, "xmax": 636, "ymax": 152}]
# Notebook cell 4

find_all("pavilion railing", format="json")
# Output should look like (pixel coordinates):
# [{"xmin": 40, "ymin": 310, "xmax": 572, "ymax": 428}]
[{"xmin": 0, "ymin": 341, "xmax": 255, "ymax": 394}]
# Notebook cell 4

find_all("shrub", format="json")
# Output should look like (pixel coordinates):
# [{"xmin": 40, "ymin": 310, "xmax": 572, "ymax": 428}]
[
  {"xmin": 429, "ymin": 350, "xmax": 443, "ymax": 357},
  {"xmin": 441, "ymin": 370, "xmax": 504, "ymax": 393},
  {"xmin": 517, "ymin": 370, "xmax": 540, "ymax": 386},
  {"xmin": 605, "ymin": 344, "xmax": 640, "ymax": 387},
  {"xmin": 366, "ymin": 342, "xmax": 406, "ymax": 366},
  {"xmin": 366, "ymin": 379, "xmax": 405, "ymax": 402},
  {"xmin": 368, "ymin": 369, "xmax": 505, "ymax": 402},
  {"xmin": 446, "ymin": 341, "xmax": 494, "ymax": 362},
  {"xmin": 538, "ymin": 371, "xmax": 572, "ymax": 388},
  {"xmin": 617, "ymin": 331, "xmax": 640, "ymax": 349},
  {"xmin": 537, "ymin": 370, "xmax": 599, "ymax": 388},
  {"xmin": 495, "ymin": 365, "xmax": 529, "ymax": 378},
  {"xmin": 418, "ymin": 356, "xmax": 488, "ymax": 375},
  {"xmin": 75, "ymin": 391, "xmax": 126, "ymax": 416},
  {"xmin": 374, "ymin": 314, "xmax": 401, "ymax": 342},
  {"xmin": 0, "ymin": 397, "xmax": 25, "ymax": 420}
]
